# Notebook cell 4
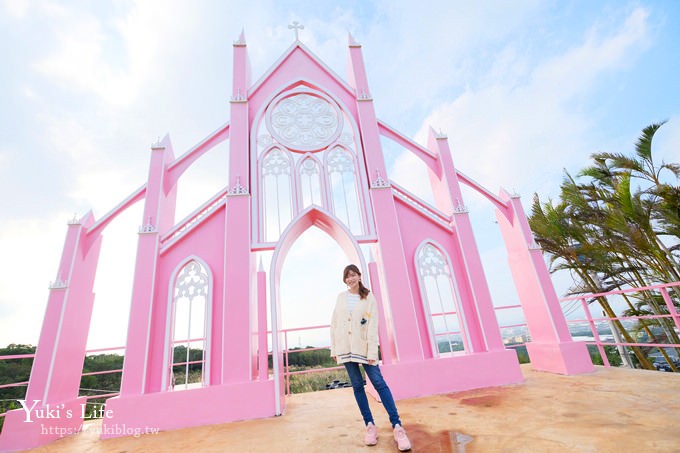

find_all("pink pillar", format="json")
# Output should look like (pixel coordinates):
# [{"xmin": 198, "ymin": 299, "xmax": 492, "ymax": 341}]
[
  {"xmin": 0, "ymin": 213, "xmax": 102, "ymax": 451},
  {"xmin": 428, "ymin": 130, "xmax": 504, "ymax": 352},
  {"xmin": 347, "ymin": 37, "xmax": 423, "ymax": 362},
  {"xmin": 120, "ymin": 137, "xmax": 176, "ymax": 396},
  {"xmin": 257, "ymin": 266, "xmax": 269, "ymax": 380},
  {"xmin": 221, "ymin": 34, "xmax": 253, "ymax": 384},
  {"xmin": 496, "ymin": 189, "xmax": 594, "ymax": 374},
  {"xmin": 368, "ymin": 260, "xmax": 395, "ymax": 364}
]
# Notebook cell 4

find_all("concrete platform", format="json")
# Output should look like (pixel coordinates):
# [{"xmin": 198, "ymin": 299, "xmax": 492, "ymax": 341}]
[{"xmin": 25, "ymin": 365, "xmax": 680, "ymax": 452}]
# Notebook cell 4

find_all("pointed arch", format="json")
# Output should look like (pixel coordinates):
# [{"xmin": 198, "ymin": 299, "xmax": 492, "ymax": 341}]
[
  {"xmin": 414, "ymin": 240, "xmax": 470, "ymax": 357},
  {"xmin": 325, "ymin": 145, "xmax": 364, "ymax": 234},
  {"xmin": 296, "ymin": 153, "xmax": 325, "ymax": 209},
  {"xmin": 268, "ymin": 206, "xmax": 366, "ymax": 414},
  {"xmin": 250, "ymin": 78, "xmax": 376, "ymax": 246},
  {"xmin": 260, "ymin": 146, "xmax": 295, "ymax": 242},
  {"xmin": 162, "ymin": 255, "xmax": 213, "ymax": 391}
]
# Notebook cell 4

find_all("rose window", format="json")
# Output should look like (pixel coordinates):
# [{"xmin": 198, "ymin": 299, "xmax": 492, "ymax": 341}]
[{"xmin": 267, "ymin": 93, "xmax": 341, "ymax": 152}]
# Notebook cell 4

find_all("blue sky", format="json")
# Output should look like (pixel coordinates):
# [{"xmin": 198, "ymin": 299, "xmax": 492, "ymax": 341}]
[{"xmin": 1, "ymin": 1, "xmax": 678, "ymax": 349}]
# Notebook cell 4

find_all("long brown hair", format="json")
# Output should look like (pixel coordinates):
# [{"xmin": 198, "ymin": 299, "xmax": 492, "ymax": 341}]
[{"xmin": 343, "ymin": 264, "xmax": 370, "ymax": 299}]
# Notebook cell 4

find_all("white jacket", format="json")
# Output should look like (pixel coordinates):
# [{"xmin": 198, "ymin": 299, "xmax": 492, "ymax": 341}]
[{"xmin": 329, "ymin": 291, "xmax": 379, "ymax": 364}]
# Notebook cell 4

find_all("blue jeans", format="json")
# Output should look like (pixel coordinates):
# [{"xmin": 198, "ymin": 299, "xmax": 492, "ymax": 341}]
[{"xmin": 344, "ymin": 362, "xmax": 401, "ymax": 428}]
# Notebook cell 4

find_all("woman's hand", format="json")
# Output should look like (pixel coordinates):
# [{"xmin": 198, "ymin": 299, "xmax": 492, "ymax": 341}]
[{"xmin": 368, "ymin": 359, "xmax": 377, "ymax": 365}]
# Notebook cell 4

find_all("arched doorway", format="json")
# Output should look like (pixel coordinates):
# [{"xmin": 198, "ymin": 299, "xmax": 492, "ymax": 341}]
[{"xmin": 269, "ymin": 207, "xmax": 367, "ymax": 414}]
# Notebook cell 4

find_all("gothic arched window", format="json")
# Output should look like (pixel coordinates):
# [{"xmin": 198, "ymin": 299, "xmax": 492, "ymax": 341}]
[
  {"xmin": 298, "ymin": 156, "xmax": 323, "ymax": 209},
  {"xmin": 261, "ymin": 148, "xmax": 294, "ymax": 241},
  {"xmin": 254, "ymin": 87, "xmax": 371, "ymax": 242},
  {"xmin": 416, "ymin": 243, "xmax": 467, "ymax": 356},
  {"xmin": 168, "ymin": 259, "xmax": 211, "ymax": 391},
  {"xmin": 326, "ymin": 146, "xmax": 363, "ymax": 234}
]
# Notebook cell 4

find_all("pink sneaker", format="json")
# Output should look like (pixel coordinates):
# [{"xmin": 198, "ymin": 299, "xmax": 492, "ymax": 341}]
[
  {"xmin": 364, "ymin": 422, "xmax": 378, "ymax": 446},
  {"xmin": 393, "ymin": 424, "xmax": 411, "ymax": 451}
]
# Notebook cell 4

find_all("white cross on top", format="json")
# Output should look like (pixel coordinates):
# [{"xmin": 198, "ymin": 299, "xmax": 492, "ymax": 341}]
[{"xmin": 288, "ymin": 21, "xmax": 304, "ymax": 41}]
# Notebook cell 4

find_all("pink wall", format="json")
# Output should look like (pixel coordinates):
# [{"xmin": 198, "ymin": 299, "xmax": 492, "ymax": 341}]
[
  {"xmin": 248, "ymin": 46, "xmax": 358, "ymax": 123},
  {"xmin": 147, "ymin": 209, "xmax": 227, "ymax": 391}
]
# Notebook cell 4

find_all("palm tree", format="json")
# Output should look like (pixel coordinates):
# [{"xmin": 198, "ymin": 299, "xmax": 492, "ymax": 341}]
[
  {"xmin": 584, "ymin": 124, "xmax": 680, "ymax": 349},
  {"xmin": 529, "ymin": 189, "xmax": 654, "ymax": 369},
  {"xmin": 528, "ymin": 122, "xmax": 680, "ymax": 370},
  {"xmin": 590, "ymin": 121, "xmax": 680, "ymax": 283}
]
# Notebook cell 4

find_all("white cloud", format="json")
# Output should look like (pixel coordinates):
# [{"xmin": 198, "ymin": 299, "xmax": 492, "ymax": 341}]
[
  {"xmin": 406, "ymin": 7, "xmax": 652, "ymax": 200},
  {"xmin": 86, "ymin": 203, "xmax": 142, "ymax": 350},
  {"xmin": 0, "ymin": 148, "xmax": 8, "ymax": 174},
  {"xmin": 360, "ymin": 2, "xmax": 547, "ymax": 126},
  {"xmin": 0, "ymin": 214, "xmax": 67, "ymax": 345},
  {"xmin": 0, "ymin": 209, "xmax": 142, "ymax": 349},
  {"xmin": 388, "ymin": 148, "xmax": 436, "ymax": 204},
  {"xmin": 530, "ymin": 7, "xmax": 649, "ymax": 99},
  {"xmin": 37, "ymin": 112, "xmax": 143, "ymax": 215},
  {"xmin": 383, "ymin": 6, "xmax": 662, "ymax": 313},
  {"xmin": 2, "ymin": 0, "xmax": 29, "ymax": 18},
  {"xmin": 32, "ymin": 1, "xmax": 182, "ymax": 106}
]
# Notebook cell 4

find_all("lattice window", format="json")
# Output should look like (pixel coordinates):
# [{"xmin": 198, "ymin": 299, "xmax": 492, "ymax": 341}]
[
  {"xmin": 298, "ymin": 157, "xmax": 323, "ymax": 209},
  {"xmin": 326, "ymin": 146, "xmax": 363, "ymax": 234},
  {"xmin": 255, "ymin": 88, "xmax": 371, "ymax": 241},
  {"xmin": 169, "ymin": 260, "xmax": 209, "ymax": 391},
  {"xmin": 416, "ymin": 243, "xmax": 466, "ymax": 355},
  {"xmin": 262, "ymin": 148, "xmax": 294, "ymax": 241}
]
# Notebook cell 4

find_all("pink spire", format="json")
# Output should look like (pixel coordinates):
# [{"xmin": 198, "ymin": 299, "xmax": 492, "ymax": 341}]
[{"xmin": 235, "ymin": 28, "xmax": 246, "ymax": 45}]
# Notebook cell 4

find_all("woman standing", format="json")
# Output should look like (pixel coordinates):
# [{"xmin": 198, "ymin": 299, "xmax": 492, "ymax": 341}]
[{"xmin": 330, "ymin": 264, "xmax": 412, "ymax": 451}]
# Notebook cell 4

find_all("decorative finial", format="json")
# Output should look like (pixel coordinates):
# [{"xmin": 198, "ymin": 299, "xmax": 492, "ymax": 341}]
[
  {"xmin": 288, "ymin": 21, "xmax": 304, "ymax": 41},
  {"xmin": 357, "ymin": 88, "xmax": 372, "ymax": 101},
  {"xmin": 234, "ymin": 29, "xmax": 246, "ymax": 46},
  {"xmin": 151, "ymin": 137, "xmax": 164, "ymax": 149},
  {"xmin": 49, "ymin": 274, "xmax": 68, "ymax": 290},
  {"xmin": 139, "ymin": 216, "xmax": 157, "ymax": 233},
  {"xmin": 228, "ymin": 176, "xmax": 248, "ymax": 196},
  {"xmin": 230, "ymin": 88, "xmax": 247, "ymax": 102},
  {"xmin": 348, "ymin": 32, "xmax": 361, "ymax": 47},
  {"xmin": 370, "ymin": 169, "xmax": 390, "ymax": 189},
  {"xmin": 453, "ymin": 198, "xmax": 469, "ymax": 214},
  {"xmin": 528, "ymin": 241, "xmax": 542, "ymax": 250}
]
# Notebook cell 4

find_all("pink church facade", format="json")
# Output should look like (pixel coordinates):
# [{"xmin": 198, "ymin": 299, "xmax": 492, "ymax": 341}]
[{"xmin": 0, "ymin": 31, "xmax": 593, "ymax": 450}]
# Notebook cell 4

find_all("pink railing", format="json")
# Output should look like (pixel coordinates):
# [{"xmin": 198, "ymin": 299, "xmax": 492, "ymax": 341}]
[
  {"xmin": 0, "ymin": 347, "xmax": 125, "ymax": 421},
  {"xmin": 558, "ymin": 281, "xmax": 680, "ymax": 368},
  {"xmin": 280, "ymin": 325, "xmax": 344, "ymax": 395},
  {"xmin": 3, "ymin": 281, "xmax": 678, "ymax": 424},
  {"xmin": 494, "ymin": 282, "xmax": 680, "ymax": 367},
  {"xmin": 0, "ymin": 341, "xmax": 209, "ymax": 424},
  {"xmin": 494, "ymin": 303, "xmax": 529, "ymax": 350},
  {"xmin": 276, "ymin": 282, "xmax": 680, "ymax": 396},
  {"xmin": 0, "ymin": 351, "xmax": 36, "ymax": 420}
]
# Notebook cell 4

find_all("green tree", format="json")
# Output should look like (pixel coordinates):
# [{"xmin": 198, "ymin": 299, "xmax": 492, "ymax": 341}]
[
  {"xmin": 0, "ymin": 344, "xmax": 36, "ymax": 431},
  {"xmin": 529, "ymin": 122, "xmax": 680, "ymax": 370}
]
